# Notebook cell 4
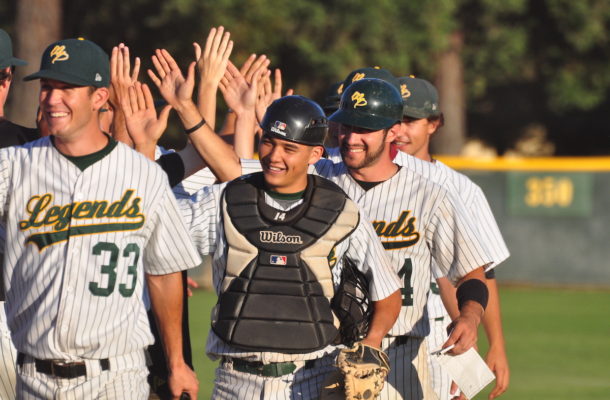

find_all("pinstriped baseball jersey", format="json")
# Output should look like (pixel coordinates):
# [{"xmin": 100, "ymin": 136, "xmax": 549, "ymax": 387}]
[
  {"xmin": 311, "ymin": 159, "xmax": 491, "ymax": 337},
  {"xmin": 0, "ymin": 304, "xmax": 16, "ymax": 400},
  {"xmin": 240, "ymin": 158, "xmax": 492, "ymax": 337},
  {"xmin": 325, "ymin": 146, "xmax": 342, "ymax": 163},
  {"xmin": 156, "ymin": 146, "xmax": 216, "ymax": 199},
  {"xmin": 0, "ymin": 137, "xmax": 201, "ymax": 360},
  {"xmin": 178, "ymin": 176, "xmax": 401, "ymax": 363},
  {"xmin": 157, "ymin": 147, "xmax": 265, "ymax": 199},
  {"xmin": 392, "ymin": 151, "xmax": 509, "ymax": 319}
]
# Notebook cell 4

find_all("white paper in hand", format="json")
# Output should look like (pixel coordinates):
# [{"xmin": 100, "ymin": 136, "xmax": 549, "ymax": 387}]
[{"xmin": 433, "ymin": 347, "xmax": 495, "ymax": 399}]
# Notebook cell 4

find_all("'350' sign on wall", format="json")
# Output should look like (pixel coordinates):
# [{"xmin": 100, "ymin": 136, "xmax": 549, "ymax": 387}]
[{"xmin": 508, "ymin": 172, "xmax": 593, "ymax": 217}]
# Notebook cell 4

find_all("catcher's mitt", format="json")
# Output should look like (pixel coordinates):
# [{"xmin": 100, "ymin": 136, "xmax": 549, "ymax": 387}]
[{"xmin": 336, "ymin": 342, "xmax": 390, "ymax": 400}]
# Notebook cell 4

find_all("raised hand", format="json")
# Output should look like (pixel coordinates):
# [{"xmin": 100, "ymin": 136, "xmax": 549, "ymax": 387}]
[
  {"xmin": 148, "ymin": 49, "xmax": 196, "ymax": 112},
  {"xmin": 110, "ymin": 43, "xmax": 141, "ymax": 108},
  {"xmin": 193, "ymin": 26, "xmax": 234, "ymax": 129},
  {"xmin": 220, "ymin": 61, "xmax": 256, "ymax": 115},
  {"xmin": 240, "ymin": 54, "xmax": 270, "ymax": 84},
  {"xmin": 255, "ymin": 68, "xmax": 293, "ymax": 123},
  {"xmin": 194, "ymin": 26, "xmax": 233, "ymax": 88},
  {"xmin": 122, "ymin": 81, "xmax": 172, "ymax": 158}
]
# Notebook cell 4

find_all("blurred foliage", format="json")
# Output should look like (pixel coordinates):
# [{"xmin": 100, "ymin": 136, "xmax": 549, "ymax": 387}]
[{"xmin": 3, "ymin": 0, "xmax": 610, "ymax": 153}]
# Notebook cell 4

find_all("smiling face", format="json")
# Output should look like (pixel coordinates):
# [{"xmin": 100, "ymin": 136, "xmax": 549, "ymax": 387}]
[
  {"xmin": 395, "ymin": 116, "xmax": 440, "ymax": 161},
  {"xmin": 38, "ymin": 78, "xmax": 107, "ymax": 142},
  {"xmin": 337, "ymin": 123, "xmax": 396, "ymax": 170},
  {"xmin": 258, "ymin": 133, "xmax": 324, "ymax": 193}
]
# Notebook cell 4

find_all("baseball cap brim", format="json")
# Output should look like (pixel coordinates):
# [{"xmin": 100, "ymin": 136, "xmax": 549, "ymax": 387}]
[
  {"xmin": 24, "ymin": 69, "xmax": 97, "ymax": 87},
  {"xmin": 0, "ymin": 57, "xmax": 27, "ymax": 69},
  {"xmin": 402, "ymin": 105, "xmax": 435, "ymax": 119},
  {"xmin": 329, "ymin": 108, "xmax": 398, "ymax": 131}
]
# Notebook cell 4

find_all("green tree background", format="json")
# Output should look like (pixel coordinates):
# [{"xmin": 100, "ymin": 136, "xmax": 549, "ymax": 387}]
[{"xmin": 2, "ymin": 0, "xmax": 610, "ymax": 155}]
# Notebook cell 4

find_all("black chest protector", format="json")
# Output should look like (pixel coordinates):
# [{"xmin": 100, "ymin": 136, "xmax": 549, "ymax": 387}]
[{"xmin": 212, "ymin": 173, "xmax": 360, "ymax": 353}]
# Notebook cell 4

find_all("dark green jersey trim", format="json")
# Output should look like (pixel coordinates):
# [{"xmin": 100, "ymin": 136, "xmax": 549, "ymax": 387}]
[
  {"xmin": 53, "ymin": 133, "xmax": 117, "ymax": 171},
  {"xmin": 265, "ymin": 189, "xmax": 306, "ymax": 201},
  {"xmin": 26, "ymin": 220, "xmax": 145, "ymax": 250}
]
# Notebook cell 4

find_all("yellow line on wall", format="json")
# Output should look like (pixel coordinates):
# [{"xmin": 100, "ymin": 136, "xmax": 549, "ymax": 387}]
[{"xmin": 435, "ymin": 156, "xmax": 610, "ymax": 171}]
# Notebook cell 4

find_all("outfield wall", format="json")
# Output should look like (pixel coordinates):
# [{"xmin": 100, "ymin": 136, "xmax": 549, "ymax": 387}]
[{"xmin": 438, "ymin": 156, "xmax": 610, "ymax": 286}]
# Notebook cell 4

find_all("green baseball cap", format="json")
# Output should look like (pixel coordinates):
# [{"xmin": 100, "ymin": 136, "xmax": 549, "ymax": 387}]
[
  {"xmin": 398, "ymin": 76, "xmax": 441, "ymax": 119},
  {"xmin": 24, "ymin": 38, "xmax": 109, "ymax": 87},
  {"xmin": 342, "ymin": 67, "xmax": 400, "ymax": 93},
  {"xmin": 0, "ymin": 29, "xmax": 27, "ymax": 69},
  {"xmin": 330, "ymin": 78, "xmax": 403, "ymax": 131}
]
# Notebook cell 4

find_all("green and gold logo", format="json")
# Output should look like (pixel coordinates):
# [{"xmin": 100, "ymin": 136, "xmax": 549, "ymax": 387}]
[
  {"xmin": 351, "ymin": 72, "xmax": 366, "ymax": 82},
  {"xmin": 19, "ymin": 189, "xmax": 145, "ymax": 250},
  {"xmin": 49, "ymin": 45, "xmax": 69, "ymax": 64},
  {"xmin": 372, "ymin": 211, "xmax": 420, "ymax": 250},
  {"xmin": 401, "ymin": 84, "xmax": 411, "ymax": 99},
  {"xmin": 351, "ymin": 91, "xmax": 367, "ymax": 108},
  {"xmin": 327, "ymin": 247, "xmax": 337, "ymax": 268}
]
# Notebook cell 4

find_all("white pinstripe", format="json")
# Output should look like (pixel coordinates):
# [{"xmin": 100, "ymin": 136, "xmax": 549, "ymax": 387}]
[
  {"xmin": 240, "ymin": 157, "xmax": 492, "ymax": 399},
  {"xmin": 213, "ymin": 355, "xmax": 336, "ymax": 400},
  {"xmin": 392, "ymin": 151, "xmax": 509, "ymax": 400},
  {"xmin": 179, "ymin": 175, "xmax": 401, "ymax": 399},
  {"xmin": 17, "ymin": 351, "xmax": 149, "ymax": 400},
  {"xmin": 380, "ymin": 336, "xmax": 438, "ymax": 400},
  {"xmin": 0, "ymin": 302, "xmax": 16, "ymax": 400},
  {"xmin": 0, "ymin": 138, "xmax": 201, "ymax": 398}
]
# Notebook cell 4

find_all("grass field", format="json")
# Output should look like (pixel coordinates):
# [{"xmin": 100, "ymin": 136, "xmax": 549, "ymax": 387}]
[{"xmin": 187, "ymin": 286, "xmax": 610, "ymax": 399}]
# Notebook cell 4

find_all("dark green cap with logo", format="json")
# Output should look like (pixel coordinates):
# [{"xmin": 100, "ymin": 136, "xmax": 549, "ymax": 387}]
[
  {"xmin": 330, "ymin": 78, "xmax": 403, "ymax": 131},
  {"xmin": 398, "ymin": 76, "xmax": 441, "ymax": 119},
  {"xmin": 341, "ymin": 67, "xmax": 400, "ymax": 94},
  {"xmin": 0, "ymin": 29, "xmax": 27, "ymax": 69},
  {"xmin": 24, "ymin": 38, "xmax": 109, "ymax": 87}
]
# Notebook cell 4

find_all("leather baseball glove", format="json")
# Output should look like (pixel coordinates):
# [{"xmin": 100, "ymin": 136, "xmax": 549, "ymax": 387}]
[{"xmin": 336, "ymin": 342, "xmax": 390, "ymax": 400}]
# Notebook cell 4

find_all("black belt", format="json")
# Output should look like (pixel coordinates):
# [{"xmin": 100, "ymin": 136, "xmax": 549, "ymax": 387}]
[
  {"xmin": 384, "ymin": 335, "xmax": 411, "ymax": 347},
  {"xmin": 226, "ymin": 357, "xmax": 317, "ymax": 377},
  {"xmin": 17, "ymin": 352, "xmax": 110, "ymax": 379}
]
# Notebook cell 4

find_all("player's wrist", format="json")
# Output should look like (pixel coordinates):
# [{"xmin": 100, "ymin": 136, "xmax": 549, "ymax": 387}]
[
  {"xmin": 173, "ymin": 99, "xmax": 198, "ymax": 115},
  {"xmin": 459, "ymin": 303, "xmax": 484, "ymax": 326}
]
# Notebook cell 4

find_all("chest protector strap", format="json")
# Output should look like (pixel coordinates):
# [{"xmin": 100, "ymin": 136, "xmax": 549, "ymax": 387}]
[{"xmin": 213, "ymin": 173, "xmax": 359, "ymax": 353}]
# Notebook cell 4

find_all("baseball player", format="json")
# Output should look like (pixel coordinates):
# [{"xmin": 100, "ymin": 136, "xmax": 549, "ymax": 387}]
[
  {"xmin": 393, "ymin": 75, "xmax": 510, "ymax": 400},
  {"xmin": 313, "ymin": 78, "xmax": 493, "ymax": 400},
  {"xmin": 0, "ymin": 38, "xmax": 201, "ymax": 399},
  {"xmin": 175, "ymin": 73, "xmax": 494, "ymax": 399},
  {"xmin": 130, "ymin": 54, "xmax": 403, "ymax": 397},
  {"xmin": 0, "ymin": 27, "xmax": 32, "ymax": 400}
]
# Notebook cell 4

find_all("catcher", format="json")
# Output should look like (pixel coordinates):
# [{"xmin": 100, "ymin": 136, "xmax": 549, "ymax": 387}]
[{"xmin": 122, "ymin": 46, "xmax": 402, "ymax": 399}]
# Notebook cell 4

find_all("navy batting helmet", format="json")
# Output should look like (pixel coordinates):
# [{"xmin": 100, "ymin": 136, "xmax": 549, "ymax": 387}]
[{"xmin": 260, "ymin": 95, "xmax": 328, "ymax": 146}]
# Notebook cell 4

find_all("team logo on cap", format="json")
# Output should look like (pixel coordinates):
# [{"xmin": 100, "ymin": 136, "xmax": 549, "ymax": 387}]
[
  {"xmin": 337, "ymin": 83, "xmax": 344, "ymax": 95},
  {"xmin": 400, "ymin": 84, "xmax": 411, "ymax": 99},
  {"xmin": 50, "ymin": 45, "xmax": 69, "ymax": 64},
  {"xmin": 351, "ymin": 91, "xmax": 368, "ymax": 108},
  {"xmin": 352, "ymin": 72, "xmax": 366, "ymax": 82},
  {"xmin": 270, "ymin": 255, "xmax": 287, "ymax": 265},
  {"xmin": 270, "ymin": 120, "xmax": 287, "ymax": 135}
]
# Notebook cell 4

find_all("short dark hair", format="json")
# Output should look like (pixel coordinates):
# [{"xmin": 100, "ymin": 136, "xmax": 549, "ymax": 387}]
[{"xmin": 427, "ymin": 113, "xmax": 445, "ymax": 129}]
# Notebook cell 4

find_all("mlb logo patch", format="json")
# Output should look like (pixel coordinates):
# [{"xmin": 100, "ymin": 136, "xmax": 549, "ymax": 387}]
[
  {"xmin": 274, "ymin": 121, "xmax": 287, "ymax": 131},
  {"xmin": 270, "ymin": 255, "xmax": 287, "ymax": 265}
]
